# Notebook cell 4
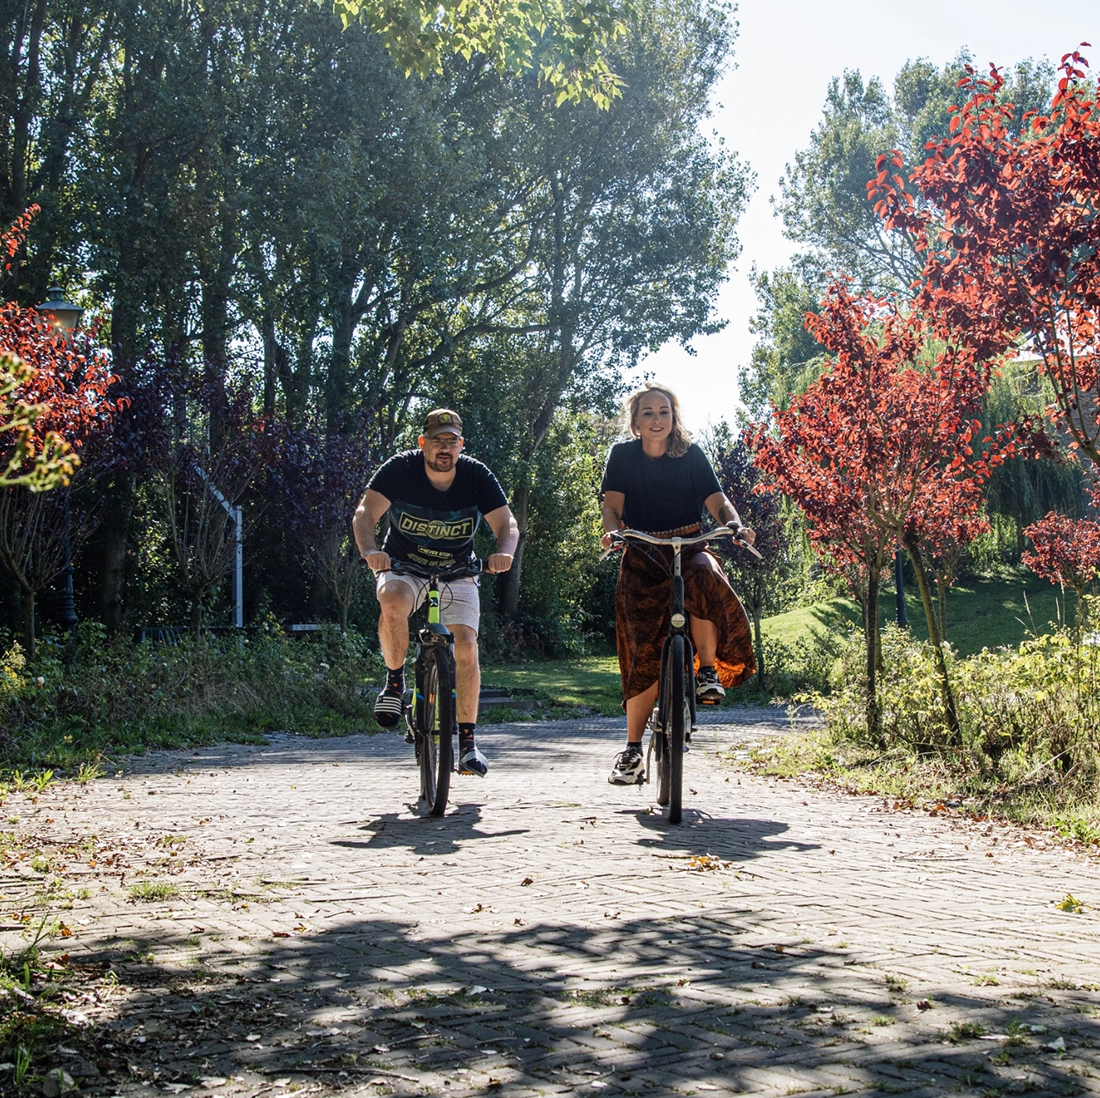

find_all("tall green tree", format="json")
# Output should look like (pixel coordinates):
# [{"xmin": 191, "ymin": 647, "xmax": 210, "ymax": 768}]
[
  {"xmin": 335, "ymin": 0, "xmax": 628, "ymax": 107},
  {"xmin": 738, "ymin": 263, "xmax": 826, "ymax": 422},
  {"xmin": 492, "ymin": 0, "xmax": 751, "ymax": 615},
  {"xmin": 775, "ymin": 54, "xmax": 1055, "ymax": 296},
  {"xmin": 0, "ymin": 0, "xmax": 120, "ymax": 299}
]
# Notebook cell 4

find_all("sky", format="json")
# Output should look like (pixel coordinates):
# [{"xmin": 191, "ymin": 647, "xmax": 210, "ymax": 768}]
[{"xmin": 648, "ymin": 0, "xmax": 1099, "ymax": 433}]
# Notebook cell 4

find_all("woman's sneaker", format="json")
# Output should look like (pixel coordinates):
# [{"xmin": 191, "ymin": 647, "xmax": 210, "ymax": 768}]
[
  {"xmin": 608, "ymin": 746, "xmax": 645, "ymax": 785},
  {"xmin": 373, "ymin": 686, "xmax": 405, "ymax": 728},
  {"xmin": 696, "ymin": 666, "xmax": 725, "ymax": 703}
]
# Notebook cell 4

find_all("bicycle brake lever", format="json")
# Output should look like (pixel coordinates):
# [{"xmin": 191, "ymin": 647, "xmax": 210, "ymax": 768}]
[{"xmin": 734, "ymin": 537, "xmax": 764, "ymax": 560}]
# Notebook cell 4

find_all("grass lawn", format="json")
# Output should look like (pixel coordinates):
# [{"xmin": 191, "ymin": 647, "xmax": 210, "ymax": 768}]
[
  {"xmin": 762, "ymin": 569, "xmax": 1069, "ymax": 658},
  {"xmin": 482, "ymin": 571, "xmax": 1069, "ymax": 714},
  {"xmin": 482, "ymin": 655, "xmax": 622, "ymax": 715}
]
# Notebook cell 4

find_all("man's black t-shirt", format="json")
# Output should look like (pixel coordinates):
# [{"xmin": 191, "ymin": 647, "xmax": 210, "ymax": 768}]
[
  {"xmin": 367, "ymin": 451, "xmax": 508, "ymax": 569},
  {"xmin": 600, "ymin": 440, "xmax": 722, "ymax": 532}
]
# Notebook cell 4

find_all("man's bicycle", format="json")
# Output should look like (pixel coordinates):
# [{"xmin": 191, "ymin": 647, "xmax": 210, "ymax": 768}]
[
  {"xmin": 609, "ymin": 527, "xmax": 760, "ymax": 824},
  {"xmin": 386, "ymin": 559, "xmax": 481, "ymax": 817}
]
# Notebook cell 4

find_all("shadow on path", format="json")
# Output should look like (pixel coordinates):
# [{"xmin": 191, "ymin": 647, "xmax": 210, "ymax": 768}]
[{"xmin": 70, "ymin": 909, "xmax": 1099, "ymax": 1097}]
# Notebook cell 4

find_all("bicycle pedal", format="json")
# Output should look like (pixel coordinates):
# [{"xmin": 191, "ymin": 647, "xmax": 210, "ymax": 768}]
[
  {"xmin": 699, "ymin": 698, "xmax": 720, "ymax": 706},
  {"xmin": 403, "ymin": 729, "xmax": 414, "ymax": 744}
]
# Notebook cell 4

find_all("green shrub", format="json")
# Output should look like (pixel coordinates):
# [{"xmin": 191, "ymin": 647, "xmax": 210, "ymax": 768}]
[
  {"xmin": 0, "ymin": 622, "xmax": 384, "ymax": 768},
  {"xmin": 802, "ymin": 602, "xmax": 1100, "ymax": 803},
  {"xmin": 754, "ymin": 632, "xmax": 845, "ymax": 699}
]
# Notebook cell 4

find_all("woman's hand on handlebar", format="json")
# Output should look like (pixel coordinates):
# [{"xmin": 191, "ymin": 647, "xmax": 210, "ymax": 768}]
[
  {"xmin": 733, "ymin": 526, "xmax": 757, "ymax": 547},
  {"xmin": 486, "ymin": 552, "xmax": 513, "ymax": 573},
  {"xmin": 364, "ymin": 550, "xmax": 391, "ymax": 573},
  {"xmin": 600, "ymin": 530, "xmax": 623, "ymax": 551}
]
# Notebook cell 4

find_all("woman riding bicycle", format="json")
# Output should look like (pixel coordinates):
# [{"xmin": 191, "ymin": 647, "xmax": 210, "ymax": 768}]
[{"xmin": 600, "ymin": 383, "xmax": 757, "ymax": 785}]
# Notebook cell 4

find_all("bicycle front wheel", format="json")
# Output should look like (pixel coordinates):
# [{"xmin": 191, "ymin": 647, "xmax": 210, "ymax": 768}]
[
  {"xmin": 417, "ymin": 647, "xmax": 455, "ymax": 817},
  {"xmin": 667, "ymin": 634, "xmax": 686, "ymax": 824}
]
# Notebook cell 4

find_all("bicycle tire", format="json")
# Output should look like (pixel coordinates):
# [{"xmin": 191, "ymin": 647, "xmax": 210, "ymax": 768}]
[
  {"xmin": 668, "ymin": 634, "xmax": 685, "ymax": 824},
  {"xmin": 418, "ymin": 647, "xmax": 455, "ymax": 817}
]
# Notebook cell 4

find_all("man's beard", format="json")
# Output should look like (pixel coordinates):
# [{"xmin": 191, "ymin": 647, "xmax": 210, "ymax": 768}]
[{"xmin": 425, "ymin": 451, "xmax": 456, "ymax": 472}]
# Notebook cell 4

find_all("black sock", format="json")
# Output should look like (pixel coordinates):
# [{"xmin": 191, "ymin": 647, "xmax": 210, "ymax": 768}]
[
  {"xmin": 386, "ymin": 666, "xmax": 405, "ymax": 693},
  {"xmin": 459, "ymin": 722, "xmax": 476, "ymax": 753},
  {"xmin": 624, "ymin": 741, "xmax": 642, "ymax": 753}
]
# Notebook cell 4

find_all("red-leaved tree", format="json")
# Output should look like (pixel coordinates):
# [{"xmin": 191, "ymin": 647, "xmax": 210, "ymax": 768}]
[
  {"xmin": 870, "ymin": 47, "xmax": 1100, "ymax": 470},
  {"xmin": 0, "ymin": 210, "xmax": 121, "ymax": 655},
  {"xmin": 1022, "ymin": 507, "xmax": 1100, "ymax": 626},
  {"xmin": 752, "ymin": 283, "xmax": 1013, "ymax": 741}
]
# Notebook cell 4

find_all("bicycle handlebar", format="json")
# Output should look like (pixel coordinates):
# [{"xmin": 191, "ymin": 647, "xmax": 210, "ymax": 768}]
[
  {"xmin": 387, "ymin": 558, "xmax": 484, "ymax": 581},
  {"xmin": 607, "ymin": 526, "xmax": 763, "ymax": 560}
]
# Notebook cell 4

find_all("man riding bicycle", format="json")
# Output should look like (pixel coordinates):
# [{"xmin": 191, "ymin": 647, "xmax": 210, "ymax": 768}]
[{"xmin": 353, "ymin": 409, "xmax": 519, "ymax": 777}]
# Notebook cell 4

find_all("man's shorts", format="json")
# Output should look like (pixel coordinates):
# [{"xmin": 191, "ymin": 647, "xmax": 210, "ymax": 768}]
[{"xmin": 376, "ymin": 570, "xmax": 481, "ymax": 634}]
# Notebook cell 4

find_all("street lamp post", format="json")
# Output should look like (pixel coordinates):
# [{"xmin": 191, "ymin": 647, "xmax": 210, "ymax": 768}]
[
  {"xmin": 37, "ymin": 287, "xmax": 84, "ymax": 333},
  {"xmin": 35, "ymin": 287, "xmax": 84, "ymax": 651}
]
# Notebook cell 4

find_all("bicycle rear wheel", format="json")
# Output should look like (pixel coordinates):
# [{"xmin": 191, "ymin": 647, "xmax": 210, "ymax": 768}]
[
  {"xmin": 417, "ymin": 647, "xmax": 455, "ymax": 816},
  {"xmin": 667, "ymin": 634, "xmax": 686, "ymax": 824}
]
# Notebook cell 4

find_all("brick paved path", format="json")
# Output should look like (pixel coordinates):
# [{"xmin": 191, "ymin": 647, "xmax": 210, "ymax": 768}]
[{"xmin": 4, "ymin": 707, "xmax": 1100, "ymax": 1097}]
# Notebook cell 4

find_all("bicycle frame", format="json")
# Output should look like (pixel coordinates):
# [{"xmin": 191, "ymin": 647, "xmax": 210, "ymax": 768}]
[{"xmin": 387, "ymin": 559, "xmax": 481, "ymax": 816}]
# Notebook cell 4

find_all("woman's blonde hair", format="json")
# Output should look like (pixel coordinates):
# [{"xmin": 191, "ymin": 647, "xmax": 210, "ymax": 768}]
[{"xmin": 625, "ymin": 382, "xmax": 692, "ymax": 458}]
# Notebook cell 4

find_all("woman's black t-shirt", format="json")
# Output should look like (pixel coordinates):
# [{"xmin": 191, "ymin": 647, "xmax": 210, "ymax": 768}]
[
  {"xmin": 367, "ymin": 451, "xmax": 508, "ymax": 569},
  {"xmin": 600, "ymin": 440, "xmax": 722, "ymax": 533}
]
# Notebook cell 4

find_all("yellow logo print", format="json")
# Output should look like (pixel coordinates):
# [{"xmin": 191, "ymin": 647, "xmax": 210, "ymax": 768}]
[{"xmin": 397, "ymin": 513, "xmax": 475, "ymax": 540}]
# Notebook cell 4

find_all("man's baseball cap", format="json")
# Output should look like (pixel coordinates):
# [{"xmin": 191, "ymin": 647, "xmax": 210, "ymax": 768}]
[{"xmin": 423, "ymin": 408, "xmax": 463, "ymax": 438}]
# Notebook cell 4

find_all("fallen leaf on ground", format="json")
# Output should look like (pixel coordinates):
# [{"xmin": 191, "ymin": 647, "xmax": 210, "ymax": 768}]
[{"xmin": 686, "ymin": 854, "xmax": 730, "ymax": 872}]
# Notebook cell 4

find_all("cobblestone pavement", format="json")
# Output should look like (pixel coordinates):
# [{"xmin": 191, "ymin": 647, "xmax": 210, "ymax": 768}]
[{"xmin": 4, "ymin": 706, "xmax": 1100, "ymax": 1097}]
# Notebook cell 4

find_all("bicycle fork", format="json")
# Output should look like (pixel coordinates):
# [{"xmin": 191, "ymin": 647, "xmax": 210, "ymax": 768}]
[
  {"xmin": 657, "ymin": 546, "xmax": 697, "ymax": 734},
  {"xmin": 645, "ymin": 546, "xmax": 697, "ymax": 785},
  {"xmin": 413, "ymin": 580, "xmax": 456, "ymax": 746}
]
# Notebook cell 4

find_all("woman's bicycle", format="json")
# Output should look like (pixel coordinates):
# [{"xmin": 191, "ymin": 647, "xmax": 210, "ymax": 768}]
[
  {"xmin": 609, "ymin": 527, "xmax": 760, "ymax": 824},
  {"xmin": 386, "ymin": 558, "xmax": 482, "ymax": 817}
]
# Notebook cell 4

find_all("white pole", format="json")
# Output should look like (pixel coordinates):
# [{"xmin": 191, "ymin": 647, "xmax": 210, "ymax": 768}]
[
  {"xmin": 193, "ymin": 462, "xmax": 244, "ymax": 629},
  {"xmin": 233, "ymin": 505, "xmax": 243, "ymax": 629}
]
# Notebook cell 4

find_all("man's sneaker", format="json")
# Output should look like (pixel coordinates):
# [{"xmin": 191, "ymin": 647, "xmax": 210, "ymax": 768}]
[
  {"xmin": 696, "ymin": 666, "xmax": 725, "ymax": 703},
  {"xmin": 459, "ymin": 745, "xmax": 489, "ymax": 777},
  {"xmin": 608, "ymin": 746, "xmax": 645, "ymax": 786},
  {"xmin": 373, "ymin": 687, "xmax": 405, "ymax": 728}
]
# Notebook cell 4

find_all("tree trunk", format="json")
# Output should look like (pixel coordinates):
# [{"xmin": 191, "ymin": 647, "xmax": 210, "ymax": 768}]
[
  {"xmin": 21, "ymin": 584, "xmax": 35, "ymax": 659},
  {"xmin": 905, "ymin": 541, "xmax": 962, "ymax": 746},
  {"xmin": 190, "ymin": 597, "xmax": 203, "ymax": 640},
  {"xmin": 100, "ymin": 472, "xmax": 135, "ymax": 635},
  {"xmin": 261, "ymin": 309, "xmax": 280, "ymax": 420},
  {"xmin": 500, "ymin": 475, "xmax": 530, "ymax": 619},
  {"xmin": 935, "ymin": 574, "xmax": 948, "ymax": 642},
  {"xmin": 864, "ymin": 568, "xmax": 881, "ymax": 744},
  {"xmin": 326, "ymin": 297, "xmax": 354, "ymax": 435}
]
